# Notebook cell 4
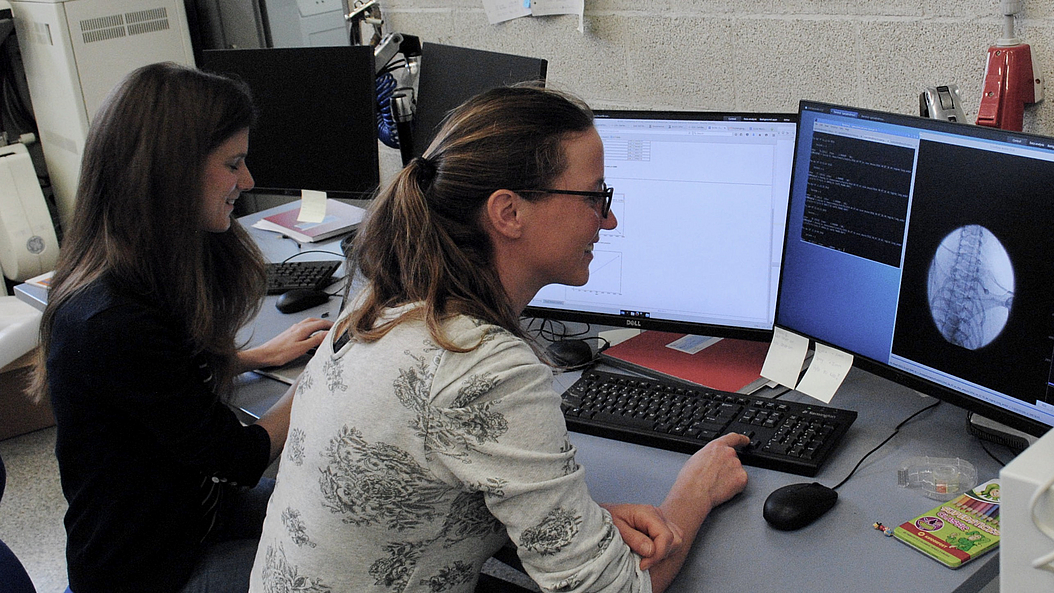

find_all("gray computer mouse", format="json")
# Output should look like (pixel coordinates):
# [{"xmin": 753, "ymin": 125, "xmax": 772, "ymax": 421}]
[
  {"xmin": 275, "ymin": 288, "xmax": 330, "ymax": 314},
  {"xmin": 763, "ymin": 482, "xmax": 838, "ymax": 531}
]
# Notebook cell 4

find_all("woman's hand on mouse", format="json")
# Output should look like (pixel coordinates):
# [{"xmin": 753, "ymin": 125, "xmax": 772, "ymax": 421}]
[
  {"xmin": 237, "ymin": 317, "xmax": 334, "ymax": 371},
  {"xmin": 600, "ymin": 503, "xmax": 684, "ymax": 571}
]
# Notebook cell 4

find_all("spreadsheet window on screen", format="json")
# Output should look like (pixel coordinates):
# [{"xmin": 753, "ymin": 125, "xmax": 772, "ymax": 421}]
[{"xmin": 527, "ymin": 112, "xmax": 798, "ymax": 336}]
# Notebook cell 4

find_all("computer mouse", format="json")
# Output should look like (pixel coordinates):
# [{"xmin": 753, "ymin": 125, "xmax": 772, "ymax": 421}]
[
  {"xmin": 275, "ymin": 288, "xmax": 330, "ymax": 314},
  {"xmin": 762, "ymin": 482, "xmax": 838, "ymax": 531},
  {"xmin": 545, "ymin": 339, "xmax": 594, "ymax": 368}
]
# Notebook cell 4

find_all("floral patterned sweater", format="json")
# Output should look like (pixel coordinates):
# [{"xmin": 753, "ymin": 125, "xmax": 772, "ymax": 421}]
[{"xmin": 248, "ymin": 306, "xmax": 651, "ymax": 593}]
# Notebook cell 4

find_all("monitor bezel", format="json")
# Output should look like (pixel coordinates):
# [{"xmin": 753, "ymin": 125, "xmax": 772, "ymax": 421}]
[
  {"xmin": 523, "ymin": 109, "xmax": 800, "ymax": 343},
  {"xmin": 775, "ymin": 99, "xmax": 1054, "ymax": 437}
]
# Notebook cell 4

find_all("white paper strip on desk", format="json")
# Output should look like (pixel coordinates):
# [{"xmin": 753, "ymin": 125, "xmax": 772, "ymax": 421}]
[
  {"xmin": 297, "ymin": 189, "xmax": 328, "ymax": 223},
  {"xmin": 760, "ymin": 326, "xmax": 809, "ymax": 389},
  {"xmin": 795, "ymin": 342, "xmax": 853, "ymax": 404}
]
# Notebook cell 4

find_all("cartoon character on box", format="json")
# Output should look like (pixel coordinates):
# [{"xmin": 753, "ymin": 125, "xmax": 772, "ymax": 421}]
[{"xmin": 947, "ymin": 531, "xmax": 990, "ymax": 552}]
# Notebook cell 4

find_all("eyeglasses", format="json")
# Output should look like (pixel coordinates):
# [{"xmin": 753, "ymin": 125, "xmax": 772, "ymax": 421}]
[{"xmin": 515, "ymin": 184, "xmax": 614, "ymax": 218}]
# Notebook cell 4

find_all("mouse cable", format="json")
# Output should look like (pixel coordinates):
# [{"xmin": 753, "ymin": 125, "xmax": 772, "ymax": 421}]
[
  {"xmin": 828, "ymin": 399, "xmax": 941, "ymax": 491},
  {"xmin": 279, "ymin": 250, "xmax": 344, "ymax": 264},
  {"xmin": 977, "ymin": 435, "xmax": 1012, "ymax": 467},
  {"xmin": 523, "ymin": 318, "xmax": 613, "ymax": 355},
  {"xmin": 523, "ymin": 317, "xmax": 590, "ymax": 343}
]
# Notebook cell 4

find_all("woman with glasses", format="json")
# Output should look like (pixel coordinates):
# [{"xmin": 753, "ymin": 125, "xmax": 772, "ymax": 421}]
[{"xmin": 249, "ymin": 84, "xmax": 748, "ymax": 593}]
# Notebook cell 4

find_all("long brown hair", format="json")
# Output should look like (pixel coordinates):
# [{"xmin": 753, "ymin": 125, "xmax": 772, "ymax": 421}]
[
  {"xmin": 344, "ymin": 84, "xmax": 594, "ymax": 350},
  {"xmin": 32, "ymin": 62, "xmax": 265, "ymax": 401}
]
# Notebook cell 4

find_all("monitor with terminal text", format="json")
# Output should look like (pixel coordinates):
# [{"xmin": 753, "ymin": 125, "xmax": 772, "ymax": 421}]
[
  {"xmin": 777, "ymin": 100, "xmax": 1054, "ymax": 437},
  {"xmin": 524, "ymin": 110, "xmax": 798, "ymax": 341},
  {"xmin": 200, "ymin": 46, "xmax": 379, "ymax": 199}
]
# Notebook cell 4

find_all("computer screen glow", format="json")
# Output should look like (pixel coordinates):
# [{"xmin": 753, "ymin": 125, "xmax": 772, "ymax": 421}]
[
  {"xmin": 525, "ymin": 111, "xmax": 798, "ymax": 341},
  {"xmin": 777, "ymin": 100, "xmax": 1054, "ymax": 436}
]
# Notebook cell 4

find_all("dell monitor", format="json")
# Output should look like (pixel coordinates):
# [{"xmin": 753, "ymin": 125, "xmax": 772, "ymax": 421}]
[
  {"xmin": 200, "ymin": 46, "xmax": 379, "ymax": 199},
  {"xmin": 777, "ymin": 100, "xmax": 1054, "ymax": 437},
  {"xmin": 524, "ymin": 110, "xmax": 799, "ymax": 341}
]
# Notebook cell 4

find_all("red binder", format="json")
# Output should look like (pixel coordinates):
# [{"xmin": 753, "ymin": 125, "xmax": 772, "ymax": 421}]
[{"xmin": 599, "ymin": 330, "xmax": 769, "ymax": 393}]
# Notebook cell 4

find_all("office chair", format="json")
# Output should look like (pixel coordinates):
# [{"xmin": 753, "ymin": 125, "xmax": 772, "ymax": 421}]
[{"xmin": 0, "ymin": 452, "xmax": 37, "ymax": 593}]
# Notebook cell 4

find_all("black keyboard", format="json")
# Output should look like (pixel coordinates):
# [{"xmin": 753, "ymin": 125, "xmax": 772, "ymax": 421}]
[
  {"xmin": 266, "ymin": 260, "xmax": 341, "ymax": 295},
  {"xmin": 561, "ymin": 370, "xmax": 857, "ymax": 477}
]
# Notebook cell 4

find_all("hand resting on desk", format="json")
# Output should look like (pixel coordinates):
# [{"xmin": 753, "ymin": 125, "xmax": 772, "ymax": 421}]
[
  {"xmin": 601, "ymin": 503, "xmax": 685, "ymax": 571},
  {"xmin": 236, "ymin": 316, "xmax": 334, "ymax": 372}
]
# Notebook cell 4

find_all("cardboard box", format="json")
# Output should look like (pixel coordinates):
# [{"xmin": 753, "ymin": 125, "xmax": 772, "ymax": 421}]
[{"xmin": 0, "ymin": 349, "xmax": 54, "ymax": 441}]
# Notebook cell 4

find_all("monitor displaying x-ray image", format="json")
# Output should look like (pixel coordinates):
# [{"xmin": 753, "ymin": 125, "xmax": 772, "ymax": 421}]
[{"xmin": 777, "ymin": 100, "xmax": 1054, "ymax": 437}]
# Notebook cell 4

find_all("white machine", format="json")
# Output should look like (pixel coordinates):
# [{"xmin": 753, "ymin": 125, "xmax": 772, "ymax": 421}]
[
  {"xmin": 1000, "ymin": 427, "xmax": 1054, "ymax": 592},
  {"xmin": 9, "ymin": 0, "xmax": 194, "ymax": 228},
  {"xmin": 0, "ymin": 142, "xmax": 57, "ymax": 282}
]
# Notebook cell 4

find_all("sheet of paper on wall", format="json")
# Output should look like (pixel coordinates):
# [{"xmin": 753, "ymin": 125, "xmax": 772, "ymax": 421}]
[
  {"xmin": 795, "ymin": 342, "xmax": 853, "ymax": 404},
  {"xmin": 482, "ymin": 0, "xmax": 531, "ymax": 24},
  {"xmin": 297, "ymin": 189, "xmax": 328, "ymax": 223},
  {"xmin": 760, "ymin": 326, "xmax": 809, "ymax": 389},
  {"xmin": 532, "ymin": 0, "xmax": 585, "ymax": 32}
]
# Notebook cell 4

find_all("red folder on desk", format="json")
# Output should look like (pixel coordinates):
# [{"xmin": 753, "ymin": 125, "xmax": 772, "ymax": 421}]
[{"xmin": 599, "ymin": 331, "xmax": 769, "ymax": 393}]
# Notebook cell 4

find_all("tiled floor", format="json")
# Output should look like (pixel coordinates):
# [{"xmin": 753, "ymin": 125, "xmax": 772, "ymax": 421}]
[
  {"xmin": 0, "ymin": 427, "xmax": 68, "ymax": 592},
  {"xmin": 0, "ymin": 426, "xmax": 1000, "ymax": 593}
]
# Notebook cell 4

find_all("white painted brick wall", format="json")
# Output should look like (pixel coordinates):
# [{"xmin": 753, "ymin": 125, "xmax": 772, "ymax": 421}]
[{"xmin": 378, "ymin": 0, "xmax": 1054, "ymax": 135}]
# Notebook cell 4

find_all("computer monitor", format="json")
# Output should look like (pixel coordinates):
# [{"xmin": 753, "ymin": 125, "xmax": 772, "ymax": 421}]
[
  {"xmin": 777, "ymin": 100, "xmax": 1054, "ymax": 437},
  {"xmin": 200, "ymin": 46, "xmax": 379, "ymax": 199},
  {"xmin": 412, "ymin": 42, "xmax": 547, "ymax": 158},
  {"xmin": 524, "ymin": 110, "xmax": 799, "ymax": 341}
]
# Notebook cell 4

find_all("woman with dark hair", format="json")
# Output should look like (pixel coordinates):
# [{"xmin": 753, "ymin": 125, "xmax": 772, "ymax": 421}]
[
  {"xmin": 33, "ymin": 62, "xmax": 332, "ymax": 593},
  {"xmin": 249, "ymin": 85, "xmax": 747, "ymax": 593}
]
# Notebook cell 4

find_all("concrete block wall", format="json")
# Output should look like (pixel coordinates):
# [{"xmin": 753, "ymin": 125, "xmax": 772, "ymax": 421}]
[{"xmin": 377, "ymin": 0, "xmax": 1054, "ymax": 136}]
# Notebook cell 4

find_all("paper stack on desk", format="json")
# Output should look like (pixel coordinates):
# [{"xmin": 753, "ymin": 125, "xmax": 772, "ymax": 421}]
[{"xmin": 252, "ymin": 198, "xmax": 365, "ymax": 243}]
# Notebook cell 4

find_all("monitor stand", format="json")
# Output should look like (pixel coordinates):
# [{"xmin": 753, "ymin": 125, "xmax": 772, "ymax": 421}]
[{"xmin": 967, "ymin": 412, "xmax": 1038, "ymax": 453}]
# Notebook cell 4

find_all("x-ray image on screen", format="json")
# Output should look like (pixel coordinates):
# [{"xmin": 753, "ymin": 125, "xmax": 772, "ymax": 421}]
[
  {"xmin": 927, "ymin": 224, "xmax": 1014, "ymax": 350},
  {"xmin": 891, "ymin": 139, "xmax": 1054, "ymax": 405}
]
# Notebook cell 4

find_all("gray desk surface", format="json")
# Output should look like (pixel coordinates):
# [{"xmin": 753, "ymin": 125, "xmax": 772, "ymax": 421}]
[{"xmin": 233, "ymin": 205, "xmax": 1007, "ymax": 593}]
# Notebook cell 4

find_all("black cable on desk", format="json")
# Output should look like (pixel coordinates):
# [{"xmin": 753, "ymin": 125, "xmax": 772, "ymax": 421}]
[
  {"xmin": 279, "ymin": 249, "xmax": 343, "ymax": 263},
  {"xmin": 829, "ymin": 399, "xmax": 942, "ymax": 491}
]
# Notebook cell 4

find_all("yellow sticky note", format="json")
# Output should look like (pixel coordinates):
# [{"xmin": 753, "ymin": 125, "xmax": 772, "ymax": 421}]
[
  {"xmin": 297, "ymin": 190, "xmax": 328, "ymax": 223},
  {"xmin": 795, "ymin": 343, "xmax": 854, "ymax": 404},
  {"xmin": 760, "ymin": 327, "xmax": 809, "ymax": 389}
]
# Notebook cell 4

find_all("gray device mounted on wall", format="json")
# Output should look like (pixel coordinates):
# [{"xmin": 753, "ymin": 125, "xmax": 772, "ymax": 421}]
[{"xmin": 920, "ymin": 84, "xmax": 968, "ymax": 123}]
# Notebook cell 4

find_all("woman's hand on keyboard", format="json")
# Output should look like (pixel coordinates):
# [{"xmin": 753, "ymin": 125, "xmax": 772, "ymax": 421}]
[
  {"xmin": 647, "ymin": 432, "xmax": 750, "ymax": 592},
  {"xmin": 678, "ymin": 432, "xmax": 751, "ymax": 513}
]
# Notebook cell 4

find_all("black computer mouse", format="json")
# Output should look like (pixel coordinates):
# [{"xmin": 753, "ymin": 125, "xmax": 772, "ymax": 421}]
[
  {"xmin": 763, "ymin": 482, "xmax": 838, "ymax": 531},
  {"xmin": 545, "ymin": 339, "xmax": 594, "ymax": 368},
  {"xmin": 275, "ymin": 288, "xmax": 330, "ymax": 314}
]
